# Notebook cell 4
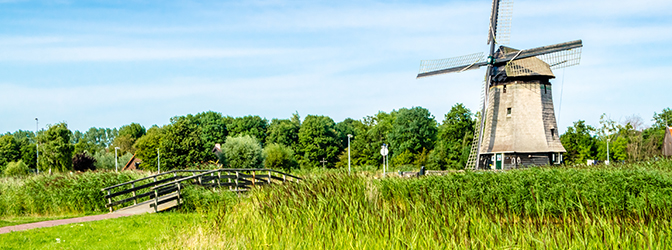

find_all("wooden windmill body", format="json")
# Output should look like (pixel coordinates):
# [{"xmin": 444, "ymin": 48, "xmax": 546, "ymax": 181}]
[{"xmin": 416, "ymin": 0, "xmax": 583, "ymax": 169}]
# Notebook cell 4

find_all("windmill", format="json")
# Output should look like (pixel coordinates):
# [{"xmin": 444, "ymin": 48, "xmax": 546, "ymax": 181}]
[{"xmin": 417, "ymin": 0, "xmax": 583, "ymax": 169}]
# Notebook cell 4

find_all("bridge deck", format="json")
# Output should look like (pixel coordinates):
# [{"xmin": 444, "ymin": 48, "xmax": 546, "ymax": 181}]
[{"xmin": 113, "ymin": 192, "xmax": 181, "ymax": 214}]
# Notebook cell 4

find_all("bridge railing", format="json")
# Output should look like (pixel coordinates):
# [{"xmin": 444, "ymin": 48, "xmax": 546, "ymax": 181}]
[
  {"xmin": 102, "ymin": 168, "xmax": 301, "ymax": 213},
  {"xmin": 101, "ymin": 170, "xmax": 212, "ymax": 212}
]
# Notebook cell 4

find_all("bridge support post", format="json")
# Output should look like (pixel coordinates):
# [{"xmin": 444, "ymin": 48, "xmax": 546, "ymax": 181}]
[
  {"xmin": 268, "ymin": 171, "xmax": 271, "ymax": 184},
  {"xmin": 252, "ymin": 171, "xmax": 256, "ymax": 188},
  {"xmin": 107, "ymin": 190, "xmax": 113, "ymax": 212},
  {"xmin": 177, "ymin": 183, "xmax": 181, "ymax": 206},
  {"xmin": 235, "ymin": 171, "xmax": 240, "ymax": 193},
  {"xmin": 132, "ymin": 183, "xmax": 137, "ymax": 205},
  {"xmin": 154, "ymin": 189, "xmax": 159, "ymax": 213}
]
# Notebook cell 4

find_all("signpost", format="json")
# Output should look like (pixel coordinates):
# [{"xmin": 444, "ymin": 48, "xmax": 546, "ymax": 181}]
[{"xmin": 380, "ymin": 144, "xmax": 389, "ymax": 176}]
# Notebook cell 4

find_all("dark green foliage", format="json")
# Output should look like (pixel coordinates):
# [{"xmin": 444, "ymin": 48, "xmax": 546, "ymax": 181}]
[
  {"xmin": 38, "ymin": 122, "xmax": 74, "ymax": 173},
  {"xmin": 160, "ymin": 115, "xmax": 212, "ymax": 169},
  {"xmin": 263, "ymin": 143, "xmax": 297, "ymax": 171},
  {"xmin": 226, "ymin": 115, "xmax": 268, "ymax": 144},
  {"xmin": 428, "ymin": 103, "xmax": 475, "ymax": 170},
  {"xmin": 194, "ymin": 111, "xmax": 228, "ymax": 155},
  {"xmin": 118, "ymin": 123, "xmax": 146, "ymax": 140},
  {"xmin": 266, "ymin": 113, "xmax": 300, "ymax": 151},
  {"xmin": 72, "ymin": 152, "xmax": 96, "ymax": 172},
  {"xmin": 388, "ymin": 106, "xmax": 437, "ymax": 163},
  {"xmin": 561, "ymin": 120, "xmax": 598, "ymax": 164},
  {"xmin": 222, "ymin": 135, "xmax": 264, "ymax": 169},
  {"xmin": 297, "ymin": 115, "xmax": 340, "ymax": 168},
  {"xmin": 133, "ymin": 125, "xmax": 163, "ymax": 170},
  {"xmin": 0, "ymin": 135, "xmax": 21, "ymax": 173},
  {"xmin": 0, "ymin": 171, "xmax": 144, "ymax": 216}
]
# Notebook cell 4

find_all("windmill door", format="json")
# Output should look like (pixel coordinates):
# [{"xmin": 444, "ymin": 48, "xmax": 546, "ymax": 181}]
[{"xmin": 495, "ymin": 154, "xmax": 503, "ymax": 170}]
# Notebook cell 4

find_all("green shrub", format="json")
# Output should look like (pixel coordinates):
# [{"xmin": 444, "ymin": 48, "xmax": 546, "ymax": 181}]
[
  {"xmin": 263, "ymin": 143, "xmax": 297, "ymax": 171},
  {"xmin": 222, "ymin": 135, "xmax": 264, "ymax": 169},
  {"xmin": 4, "ymin": 160, "xmax": 30, "ymax": 177}
]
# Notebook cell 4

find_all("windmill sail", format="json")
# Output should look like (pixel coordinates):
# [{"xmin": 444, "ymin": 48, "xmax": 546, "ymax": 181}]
[
  {"xmin": 488, "ymin": 0, "xmax": 513, "ymax": 45},
  {"xmin": 417, "ymin": 52, "xmax": 486, "ymax": 78}
]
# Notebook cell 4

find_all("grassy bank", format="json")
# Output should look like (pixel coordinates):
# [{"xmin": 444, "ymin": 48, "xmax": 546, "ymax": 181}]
[
  {"xmin": 0, "ymin": 171, "xmax": 146, "ymax": 217},
  {"xmin": 0, "ymin": 212, "xmax": 201, "ymax": 249},
  {"xmin": 168, "ymin": 159, "xmax": 672, "ymax": 249}
]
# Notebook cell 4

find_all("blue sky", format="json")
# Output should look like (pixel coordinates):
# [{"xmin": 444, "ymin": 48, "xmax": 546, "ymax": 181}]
[{"xmin": 1, "ymin": 0, "xmax": 671, "ymax": 134}]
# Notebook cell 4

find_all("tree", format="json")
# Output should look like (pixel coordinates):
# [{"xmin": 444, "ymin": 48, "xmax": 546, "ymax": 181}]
[
  {"xmin": 226, "ymin": 115, "xmax": 268, "ymax": 144},
  {"xmin": 222, "ymin": 135, "xmax": 264, "ymax": 169},
  {"xmin": 428, "ymin": 103, "xmax": 475, "ymax": 170},
  {"xmin": 266, "ymin": 113, "xmax": 301, "ymax": 151},
  {"xmin": 388, "ymin": 107, "xmax": 438, "ymax": 166},
  {"xmin": 118, "ymin": 123, "xmax": 146, "ymax": 140},
  {"xmin": 560, "ymin": 120, "xmax": 597, "ymax": 165},
  {"xmin": 296, "ymin": 115, "xmax": 340, "ymax": 168},
  {"xmin": 159, "ymin": 115, "xmax": 211, "ymax": 169},
  {"xmin": 0, "ymin": 135, "xmax": 20, "ymax": 173},
  {"xmin": 133, "ymin": 126, "xmax": 164, "ymax": 170},
  {"xmin": 263, "ymin": 143, "xmax": 297, "ymax": 171},
  {"xmin": 652, "ymin": 107, "xmax": 672, "ymax": 129},
  {"xmin": 38, "ymin": 122, "xmax": 74, "ymax": 172},
  {"xmin": 111, "ymin": 123, "xmax": 146, "ymax": 154},
  {"xmin": 72, "ymin": 152, "xmax": 96, "ymax": 172},
  {"xmin": 194, "ymin": 111, "xmax": 228, "ymax": 155}
]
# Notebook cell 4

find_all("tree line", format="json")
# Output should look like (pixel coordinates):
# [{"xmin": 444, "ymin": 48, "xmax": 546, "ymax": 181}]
[{"xmin": 0, "ymin": 106, "xmax": 669, "ymax": 174}]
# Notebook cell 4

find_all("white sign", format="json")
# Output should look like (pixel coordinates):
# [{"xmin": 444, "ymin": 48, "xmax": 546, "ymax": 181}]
[{"xmin": 380, "ymin": 145, "xmax": 389, "ymax": 156}]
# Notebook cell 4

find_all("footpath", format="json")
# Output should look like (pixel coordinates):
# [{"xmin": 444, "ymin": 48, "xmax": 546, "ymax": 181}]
[{"xmin": 0, "ymin": 213, "xmax": 134, "ymax": 234}]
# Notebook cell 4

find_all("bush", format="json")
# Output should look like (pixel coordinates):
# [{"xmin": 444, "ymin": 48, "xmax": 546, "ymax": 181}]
[
  {"xmin": 222, "ymin": 135, "xmax": 264, "ymax": 168},
  {"xmin": 4, "ymin": 160, "xmax": 30, "ymax": 177},
  {"xmin": 73, "ymin": 152, "xmax": 96, "ymax": 172},
  {"xmin": 263, "ymin": 143, "xmax": 297, "ymax": 171},
  {"xmin": 93, "ymin": 150, "xmax": 133, "ymax": 170}
]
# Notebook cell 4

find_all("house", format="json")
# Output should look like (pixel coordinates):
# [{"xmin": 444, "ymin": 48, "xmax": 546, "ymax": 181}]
[
  {"xmin": 664, "ymin": 127, "xmax": 672, "ymax": 157},
  {"xmin": 122, "ymin": 154, "xmax": 142, "ymax": 171}
]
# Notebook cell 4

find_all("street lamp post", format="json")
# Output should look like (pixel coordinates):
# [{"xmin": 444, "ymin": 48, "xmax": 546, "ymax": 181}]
[
  {"xmin": 157, "ymin": 148, "xmax": 160, "ymax": 173},
  {"xmin": 606, "ymin": 138, "xmax": 610, "ymax": 165},
  {"xmin": 347, "ymin": 134, "xmax": 353, "ymax": 175},
  {"xmin": 35, "ymin": 118, "xmax": 39, "ymax": 174},
  {"xmin": 115, "ymin": 147, "xmax": 120, "ymax": 172}
]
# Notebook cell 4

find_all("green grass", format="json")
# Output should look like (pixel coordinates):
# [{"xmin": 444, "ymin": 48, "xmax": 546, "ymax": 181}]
[{"xmin": 0, "ymin": 212, "xmax": 203, "ymax": 250}]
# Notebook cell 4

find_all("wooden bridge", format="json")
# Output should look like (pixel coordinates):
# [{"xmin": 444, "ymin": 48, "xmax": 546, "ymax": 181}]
[{"xmin": 101, "ymin": 169, "xmax": 301, "ymax": 214}]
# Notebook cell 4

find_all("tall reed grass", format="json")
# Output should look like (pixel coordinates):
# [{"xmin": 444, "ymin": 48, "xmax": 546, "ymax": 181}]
[
  {"xmin": 171, "ymin": 159, "xmax": 672, "ymax": 249},
  {"xmin": 0, "ymin": 171, "xmax": 145, "ymax": 217}
]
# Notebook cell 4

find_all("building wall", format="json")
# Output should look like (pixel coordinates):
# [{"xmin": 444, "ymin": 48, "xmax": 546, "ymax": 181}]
[
  {"xmin": 480, "ymin": 80, "xmax": 566, "ymax": 154},
  {"xmin": 664, "ymin": 128, "xmax": 672, "ymax": 157}
]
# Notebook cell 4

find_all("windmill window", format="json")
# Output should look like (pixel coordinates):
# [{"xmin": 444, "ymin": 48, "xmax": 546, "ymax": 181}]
[
  {"xmin": 503, "ymin": 85, "xmax": 507, "ymax": 93},
  {"xmin": 550, "ymin": 128, "xmax": 556, "ymax": 138},
  {"xmin": 544, "ymin": 84, "xmax": 547, "ymax": 94},
  {"xmin": 507, "ymin": 108, "xmax": 511, "ymax": 115}
]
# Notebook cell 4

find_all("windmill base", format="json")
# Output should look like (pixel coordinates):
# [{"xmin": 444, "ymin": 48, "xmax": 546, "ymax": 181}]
[{"xmin": 478, "ymin": 152, "xmax": 563, "ymax": 170}]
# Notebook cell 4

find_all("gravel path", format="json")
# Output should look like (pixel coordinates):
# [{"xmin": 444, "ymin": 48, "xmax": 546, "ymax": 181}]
[{"xmin": 0, "ymin": 213, "xmax": 135, "ymax": 234}]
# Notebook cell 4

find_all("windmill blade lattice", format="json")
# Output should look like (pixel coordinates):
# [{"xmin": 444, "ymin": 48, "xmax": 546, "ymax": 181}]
[
  {"xmin": 488, "ymin": 0, "xmax": 513, "ymax": 45},
  {"xmin": 418, "ymin": 52, "xmax": 485, "ymax": 76},
  {"xmin": 504, "ymin": 47, "xmax": 582, "ymax": 77},
  {"xmin": 538, "ymin": 47, "xmax": 582, "ymax": 70}
]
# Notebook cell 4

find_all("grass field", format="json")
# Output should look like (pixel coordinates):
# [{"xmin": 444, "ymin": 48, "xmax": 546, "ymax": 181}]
[
  {"xmin": 0, "ymin": 212, "xmax": 202, "ymax": 250},
  {"xmin": 1, "ymin": 160, "xmax": 672, "ymax": 249}
]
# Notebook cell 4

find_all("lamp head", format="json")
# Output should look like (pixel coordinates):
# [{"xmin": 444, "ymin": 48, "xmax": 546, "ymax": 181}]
[{"xmin": 347, "ymin": 134, "xmax": 353, "ymax": 138}]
